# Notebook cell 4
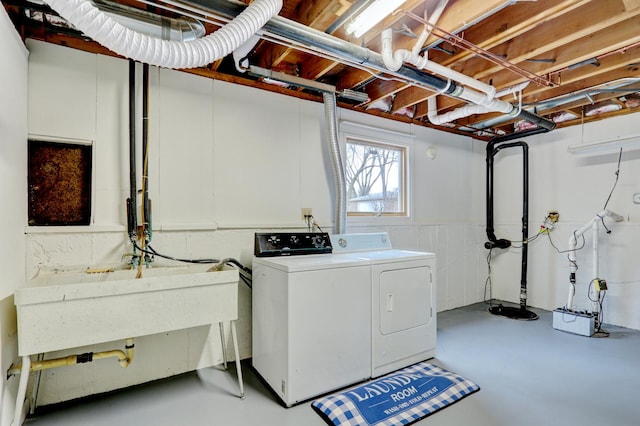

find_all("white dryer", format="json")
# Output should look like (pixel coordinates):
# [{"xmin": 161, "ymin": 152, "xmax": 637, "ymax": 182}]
[{"xmin": 331, "ymin": 233, "xmax": 437, "ymax": 377}]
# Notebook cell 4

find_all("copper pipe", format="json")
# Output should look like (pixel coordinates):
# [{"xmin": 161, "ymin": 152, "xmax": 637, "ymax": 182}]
[{"xmin": 397, "ymin": 10, "xmax": 555, "ymax": 87}]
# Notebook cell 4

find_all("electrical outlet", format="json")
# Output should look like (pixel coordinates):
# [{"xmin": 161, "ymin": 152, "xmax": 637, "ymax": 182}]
[
  {"xmin": 301, "ymin": 208, "xmax": 313, "ymax": 220},
  {"xmin": 547, "ymin": 210, "xmax": 559, "ymax": 223}
]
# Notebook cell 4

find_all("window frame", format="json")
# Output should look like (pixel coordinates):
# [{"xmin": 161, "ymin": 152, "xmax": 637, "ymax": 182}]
[{"xmin": 339, "ymin": 121, "xmax": 413, "ymax": 221}]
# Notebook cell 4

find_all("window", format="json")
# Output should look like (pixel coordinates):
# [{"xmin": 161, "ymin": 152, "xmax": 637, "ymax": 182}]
[
  {"xmin": 345, "ymin": 137, "xmax": 406, "ymax": 216},
  {"xmin": 28, "ymin": 140, "xmax": 92, "ymax": 226}
]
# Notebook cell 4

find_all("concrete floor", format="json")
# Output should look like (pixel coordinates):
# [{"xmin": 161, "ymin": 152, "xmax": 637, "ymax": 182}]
[{"xmin": 26, "ymin": 302, "xmax": 640, "ymax": 426}]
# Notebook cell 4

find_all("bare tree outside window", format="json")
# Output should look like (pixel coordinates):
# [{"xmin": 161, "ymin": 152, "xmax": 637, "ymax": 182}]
[{"xmin": 345, "ymin": 138, "xmax": 405, "ymax": 215}]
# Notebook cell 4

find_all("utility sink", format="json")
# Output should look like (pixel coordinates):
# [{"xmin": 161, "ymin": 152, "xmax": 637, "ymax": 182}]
[{"xmin": 15, "ymin": 263, "xmax": 239, "ymax": 356}]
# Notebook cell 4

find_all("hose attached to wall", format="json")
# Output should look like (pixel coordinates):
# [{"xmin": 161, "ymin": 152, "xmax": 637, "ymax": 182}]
[
  {"xmin": 44, "ymin": 0, "xmax": 282, "ymax": 69},
  {"xmin": 323, "ymin": 92, "xmax": 347, "ymax": 234}
]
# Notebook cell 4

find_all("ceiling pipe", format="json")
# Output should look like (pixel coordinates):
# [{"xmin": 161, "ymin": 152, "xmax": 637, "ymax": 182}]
[
  {"xmin": 473, "ymin": 78, "xmax": 640, "ymax": 131},
  {"xmin": 382, "ymin": 29, "xmax": 497, "ymax": 98},
  {"xmin": 427, "ymin": 97, "xmax": 493, "ymax": 126},
  {"xmin": 43, "ymin": 0, "xmax": 282, "ymax": 68},
  {"xmin": 184, "ymin": 0, "xmax": 555, "ymax": 133}
]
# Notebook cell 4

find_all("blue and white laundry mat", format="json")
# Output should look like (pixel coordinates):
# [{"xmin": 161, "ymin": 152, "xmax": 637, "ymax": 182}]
[{"xmin": 311, "ymin": 362, "xmax": 479, "ymax": 426}]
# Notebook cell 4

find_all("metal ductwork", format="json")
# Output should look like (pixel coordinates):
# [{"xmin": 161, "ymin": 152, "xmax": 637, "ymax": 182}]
[
  {"xmin": 184, "ymin": 0, "xmax": 556, "ymax": 132},
  {"xmin": 323, "ymin": 92, "xmax": 347, "ymax": 234}
]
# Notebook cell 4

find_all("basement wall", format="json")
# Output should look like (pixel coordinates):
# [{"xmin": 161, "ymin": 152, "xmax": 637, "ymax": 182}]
[
  {"xmin": 483, "ymin": 113, "xmax": 640, "ymax": 330},
  {"xmin": 0, "ymin": 6, "xmax": 28, "ymax": 424},
  {"xmin": 1, "ymin": 39, "xmax": 484, "ymax": 407}
]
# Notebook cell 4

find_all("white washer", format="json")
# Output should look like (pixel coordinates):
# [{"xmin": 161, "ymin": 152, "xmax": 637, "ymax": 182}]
[
  {"xmin": 252, "ymin": 253, "xmax": 371, "ymax": 407},
  {"xmin": 331, "ymin": 233, "xmax": 437, "ymax": 377}
]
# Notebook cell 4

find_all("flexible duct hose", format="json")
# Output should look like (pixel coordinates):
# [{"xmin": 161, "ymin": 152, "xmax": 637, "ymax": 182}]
[
  {"xmin": 44, "ymin": 0, "xmax": 282, "ymax": 69},
  {"xmin": 323, "ymin": 92, "xmax": 346, "ymax": 234}
]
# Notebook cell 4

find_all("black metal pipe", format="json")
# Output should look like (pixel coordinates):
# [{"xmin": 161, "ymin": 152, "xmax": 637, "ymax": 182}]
[
  {"xmin": 516, "ymin": 110, "xmax": 557, "ymax": 132},
  {"xmin": 489, "ymin": 126, "xmax": 553, "ymax": 144},
  {"xmin": 485, "ymin": 138, "xmax": 536, "ymax": 318},
  {"xmin": 142, "ymin": 63, "xmax": 151, "ymax": 239},
  {"xmin": 494, "ymin": 142, "xmax": 529, "ymax": 311},
  {"xmin": 127, "ymin": 60, "xmax": 137, "ymax": 240},
  {"xmin": 485, "ymin": 125, "xmax": 552, "ymax": 245}
]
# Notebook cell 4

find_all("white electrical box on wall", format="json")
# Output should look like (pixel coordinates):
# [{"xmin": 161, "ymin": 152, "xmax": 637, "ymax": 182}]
[{"xmin": 633, "ymin": 193, "xmax": 640, "ymax": 204}]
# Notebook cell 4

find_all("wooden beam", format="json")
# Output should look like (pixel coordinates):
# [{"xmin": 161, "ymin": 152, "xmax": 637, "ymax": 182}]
[
  {"xmin": 363, "ymin": 80, "xmax": 407, "ymax": 105},
  {"xmin": 458, "ymin": 0, "xmax": 640, "ymax": 81},
  {"xmin": 391, "ymin": 86, "xmax": 435, "ymax": 113},
  {"xmin": 431, "ymin": 0, "xmax": 590, "ymax": 67},
  {"xmin": 523, "ymin": 44, "xmax": 640, "ymax": 103},
  {"xmin": 488, "ymin": 14, "xmax": 640, "ymax": 89},
  {"xmin": 256, "ymin": 0, "xmax": 348, "ymax": 68},
  {"xmin": 334, "ymin": 0, "xmax": 512, "ymax": 92}
]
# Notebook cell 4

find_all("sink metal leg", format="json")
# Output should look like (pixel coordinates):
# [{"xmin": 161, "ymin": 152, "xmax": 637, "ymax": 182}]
[
  {"xmin": 218, "ymin": 322, "xmax": 228, "ymax": 371},
  {"xmin": 230, "ymin": 320, "xmax": 244, "ymax": 399},
  {"xmin": 12, "ymin": 355, "xmax": 31, "ymax": 426}
]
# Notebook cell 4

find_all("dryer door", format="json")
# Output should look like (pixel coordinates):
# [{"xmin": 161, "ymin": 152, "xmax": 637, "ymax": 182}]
[
  {"xmin": 379, "ymin": 266, "xmax": 432, "ymax": 334},
  {"xmin": 372, "ymin": 258, "xmax": 436, "ymax": 377}
]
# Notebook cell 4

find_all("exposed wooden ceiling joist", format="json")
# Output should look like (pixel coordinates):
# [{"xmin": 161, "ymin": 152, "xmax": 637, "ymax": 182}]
[{"xmin": 3, "ymin": 0, "xmax": 640, "ymax": 140}]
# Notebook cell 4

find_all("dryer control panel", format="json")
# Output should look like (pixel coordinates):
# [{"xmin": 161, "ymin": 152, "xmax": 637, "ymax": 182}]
[{"xmin": 254, "ymin": 232, "xmax": 333, "ymax": 257}]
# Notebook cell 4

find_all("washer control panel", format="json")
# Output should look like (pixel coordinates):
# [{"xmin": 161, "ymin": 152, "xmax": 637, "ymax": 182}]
[{"xmin": 254, "ymin": 232, "xmax": 333, "ymax": 257}]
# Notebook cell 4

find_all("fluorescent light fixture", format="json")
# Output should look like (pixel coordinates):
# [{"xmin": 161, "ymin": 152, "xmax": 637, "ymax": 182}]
[
  {"xmin": 345, "ymin": 0, "xmax": 407, "ymax": 38},
  {"xmin": 568, "ymin": 135, "xmax": 640, "ymax": 155}
]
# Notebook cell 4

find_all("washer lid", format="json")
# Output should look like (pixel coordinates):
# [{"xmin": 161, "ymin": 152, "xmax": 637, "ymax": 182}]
[{"xmin": 252, "ymin": 253, "xmax": 369, "ymax": 272}]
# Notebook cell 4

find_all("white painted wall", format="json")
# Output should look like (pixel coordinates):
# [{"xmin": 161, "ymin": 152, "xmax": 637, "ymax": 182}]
[
  {"xmin": 486, "ymin": 114, "xmax": 640, "ymax": 330},
  {"xmin": 0, "ymin": 6, "xmax": 28, "ymax": 423},
  {"xmin": 8, "ymin": 40, "xmax": 484, "ymax": 407}
]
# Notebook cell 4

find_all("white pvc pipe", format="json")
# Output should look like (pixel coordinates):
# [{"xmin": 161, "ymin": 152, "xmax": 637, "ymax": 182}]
[
  {"xmin": 590, "ymin": 219, "xmax": 600, "ymax": 312},
  {"xmin": 44, "ymin": 0, "xmax": 282, "ymax": 69},
  {"xmin": 566, "ymin": 209, "xmax": 623, "ymax": 310},
  {"xmin": 233, "ymin": 35, "xmax": 261, "ymax": 72},
  {"xmin": 381, "ymin": 29, "xmax": 496, "ymax": 98},
  {"xmin": 427, "ymin": 96, "xmax": 489, "ymax": 125},
  {"xmin": 382, "ymin": 28, "xmax": 517, "ymax": 126}
]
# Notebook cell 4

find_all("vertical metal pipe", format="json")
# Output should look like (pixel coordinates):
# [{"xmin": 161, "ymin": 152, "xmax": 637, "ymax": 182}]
[
  {"xmin": 323, "ymin": 92, "xmax": 346, "ymax": 234},
  {"xmin": 142, "ymin": 63, "xmax": 151, "ymax": 242},
  {"xmin": 127, "ymin": 60, "xmax": 137, "ymax": 241}
]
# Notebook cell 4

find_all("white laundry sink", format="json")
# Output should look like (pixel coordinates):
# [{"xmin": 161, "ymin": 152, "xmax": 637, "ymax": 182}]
[{"xmin": 15, "ymin": 263, "xmax": 239, "ymax": 356}]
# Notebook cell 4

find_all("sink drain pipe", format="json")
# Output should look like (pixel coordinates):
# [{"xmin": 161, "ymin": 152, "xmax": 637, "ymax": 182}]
[{"xmin": 7, "ymin": 338, "xmax": 135, "ymax": 379}]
